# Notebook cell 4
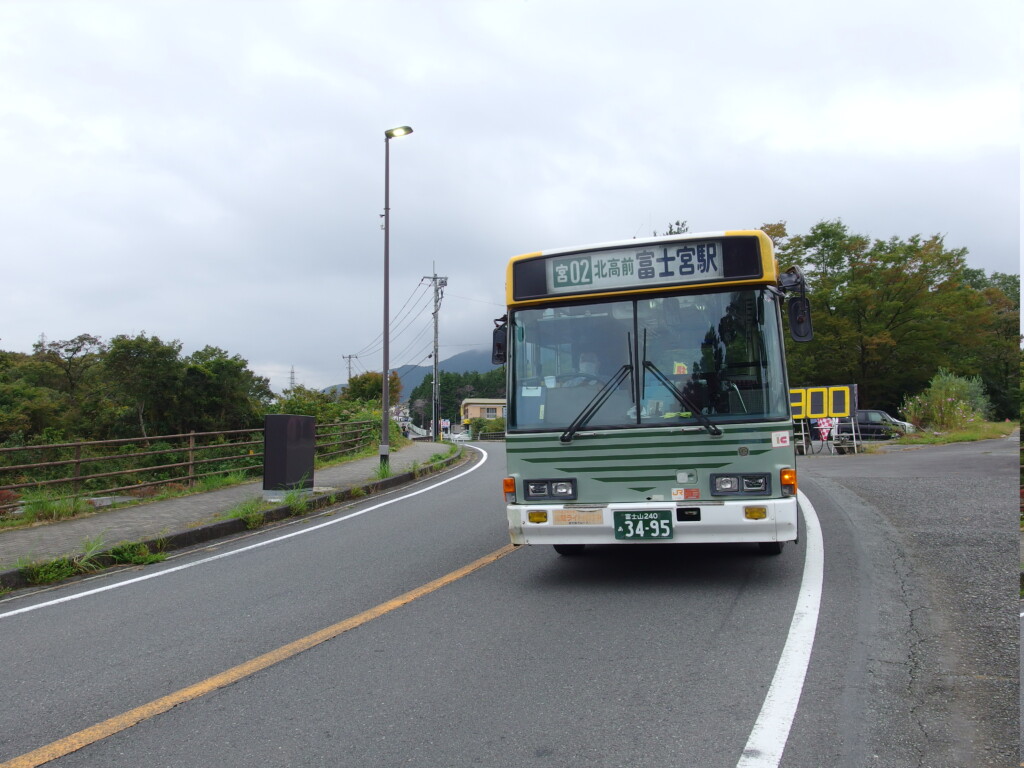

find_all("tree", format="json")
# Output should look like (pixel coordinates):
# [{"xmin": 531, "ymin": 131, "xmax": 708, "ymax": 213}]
[
  {"xmin": 656, "ymin": 220, "xmax": 689, "ymax": 236},
  {"xmin": 341, "ymin": 371, "xmax": 401, "ymax": 405},
  {"xmin": 103, "ymin": 333, "xmax": 185, "ymax": 438},
  {"xmin": 179, "ymin": 346, "xmax": 274, "ymax": 432},
  {"xmin": 953, "ymin": 271, "xmax": 1020, "ymax": 419},
  {"xmin": 407, "ymin": 368, "xmax": 505, "ymax": 428},
  {"xmin": 778, "ymin": 219, "xmax": 1003, "ymax": 414},
  {"xmin": 31, "ymin": 334, "xmax": 106, "ymax": 400}
]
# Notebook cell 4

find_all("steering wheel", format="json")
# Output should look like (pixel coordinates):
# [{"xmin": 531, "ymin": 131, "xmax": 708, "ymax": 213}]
[{"xmin": 554, "ymin": 372, "xmax": 603, "ymax": 386}]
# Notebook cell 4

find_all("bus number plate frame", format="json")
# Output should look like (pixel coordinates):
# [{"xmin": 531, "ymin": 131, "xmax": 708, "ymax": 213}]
[{"xmin": 614, "ymin": 510, "xmax": 673, "ymax": 540}]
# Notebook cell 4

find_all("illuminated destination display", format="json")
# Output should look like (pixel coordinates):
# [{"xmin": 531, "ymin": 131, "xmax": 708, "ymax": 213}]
[
  {"xmin": 547, "ymin": 241, "xmax": 724, "ymax": 294},
  {"xmin": 509, "ymin": 234, "xmax": 767, "ymax": 303}
]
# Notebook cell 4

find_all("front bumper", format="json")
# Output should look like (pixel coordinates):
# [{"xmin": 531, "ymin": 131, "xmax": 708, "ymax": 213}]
[{"xmin": 507, "ymin": 498, "xmax": 798, "ymax": 546}]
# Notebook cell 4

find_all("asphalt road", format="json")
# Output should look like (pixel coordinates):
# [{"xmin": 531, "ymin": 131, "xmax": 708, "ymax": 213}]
[{"xmin": 0, "ymin": 438, "xmax": 1016, "ymax": 767}]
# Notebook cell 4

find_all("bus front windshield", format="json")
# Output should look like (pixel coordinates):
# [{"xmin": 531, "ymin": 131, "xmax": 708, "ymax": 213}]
[{"xmin": 508, "ymin": 289, "xmax": 790, "ymax": 432}]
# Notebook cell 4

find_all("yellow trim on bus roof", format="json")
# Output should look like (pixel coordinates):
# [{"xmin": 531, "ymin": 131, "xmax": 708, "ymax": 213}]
[{"xmin": 504, "ymin": 230, "xmax": 778, "ymax": 307}]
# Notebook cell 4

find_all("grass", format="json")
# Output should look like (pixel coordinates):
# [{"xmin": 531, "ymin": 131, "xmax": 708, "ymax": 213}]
[
  {"xmin": 222, "ymin": 498, "xmax": 271, "ymax": 530},
  {"xmin": 109, "ymin": 542, "xmax": 166, "ymax": 566},
  {"xmin": 0, "ymin": 437, "xmax": 457, "ymax": 588},
  {"xmin": 283, "ymin": 487, "xmax": 311, "ymax": 515},
  {"xmin": 18, "ymin": 557, "xmax": 78, "ymax": 585},
  {"xmin": 891, "ymin": 420, "xmax": 1017, "ymax": 446},
  {"xmin": 0, "ymin": 439, "xmax": 406, "ymax": 533},
  {"xmin": 76, "ymin": 534, "xmax": 108, "ymax": 572},
  {"xmin": 7, "ymin": 533, "xmax": 172, "ymax": 587}
]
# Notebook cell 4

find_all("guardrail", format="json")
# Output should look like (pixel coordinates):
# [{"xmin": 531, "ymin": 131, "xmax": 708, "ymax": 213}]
[{"xmin": 0, "ymin": 420, "xmax": 376, "ymax": 514}]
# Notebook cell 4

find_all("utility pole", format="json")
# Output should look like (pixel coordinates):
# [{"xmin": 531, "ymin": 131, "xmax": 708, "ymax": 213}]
[
  {"xmin": 424, "ymin": 272, "xmax": 447, "ymax": 441},
  {"xmin": 341, "ymin": 355, "xmax": 357, "ymax": 383}
]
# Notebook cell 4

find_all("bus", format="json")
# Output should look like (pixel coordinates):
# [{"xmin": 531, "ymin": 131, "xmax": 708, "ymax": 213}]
[{"xmin": 491, "ymin": 230, "xmax": 812, "ymax": 555}]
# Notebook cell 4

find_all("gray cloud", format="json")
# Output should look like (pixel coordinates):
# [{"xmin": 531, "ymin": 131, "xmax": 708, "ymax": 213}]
[{"xmin": 2, "ymin": 0, "xmax": 1018, "ymax": 391}]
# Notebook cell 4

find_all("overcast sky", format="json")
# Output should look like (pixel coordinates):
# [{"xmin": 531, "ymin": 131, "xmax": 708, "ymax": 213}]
[{"xmin": 2, "ymin": 0, "xmax": 1019, "ymax": 393}]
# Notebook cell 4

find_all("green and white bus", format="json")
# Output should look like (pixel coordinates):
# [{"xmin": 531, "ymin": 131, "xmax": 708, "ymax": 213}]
[{"xmin": 492, "ymin": 230, "xmax": 812, "ymax": 555}]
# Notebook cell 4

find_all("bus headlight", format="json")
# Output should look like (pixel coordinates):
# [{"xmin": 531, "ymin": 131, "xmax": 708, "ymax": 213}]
[
  {"xmin": 524, "ymin": 478, "xmax": 577, "ymax": 500},
  {"xmin": 714, "ymin": 476, "xmax": 739, "ymax": 493},
  {"xmin": 711, "ymin": 473, "xmax": 771, "ymax": 496},
  {"xmin": 551, "ymin": 481, "xmax": 575, "ymax": 497}
]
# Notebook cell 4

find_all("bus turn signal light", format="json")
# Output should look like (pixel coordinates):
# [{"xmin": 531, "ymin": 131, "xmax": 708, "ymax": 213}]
[
  {"xmin": 780, "ymin": 468, "xmax": 797, "ymax": 496},
  {"xmin": 503, "ymin": 477, "xmax": 516, "ymax": 503}
]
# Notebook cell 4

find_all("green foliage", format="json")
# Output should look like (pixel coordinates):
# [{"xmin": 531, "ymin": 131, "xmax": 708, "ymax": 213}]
[
  {"xmin": 901, "ymin": 369, "xmax": 992, "ymax": 430},
  {"xmin": 19, "ymin": 557, "xmax": 77, "ymax": 585},
  {"xmin": 656, "ymin": 220, "xmax": 689, "ymax": 236},
  {"xmin": 76, "ymin": 534, "xmax": 108, "ymax": 572},
  {"xmin": 225, "ymin": 498, "xmax": 268, "ymax": 529},
  {"xmin": 0, "ymin": 332, "xmax": 272, "ymax": 442},
  {"xmin": 19, "ymin": 492, "xmax": 89, "ymax": 523},
  {"xmin": 773, "ymin": 219, "xmax": 1019, "ymax": 419},
  {"xmin": 341, "ymin": 370, "xmax": 402, "ymax": 404},
  {"xmin": 284, "ymin": 487, "xmax": 311, "ymax": 515},
  {"xmin": 179, "ymin": 346, "xmax": 273, "ymax": 433},
  {"xmin": 109, "ymin": 542, "xmax": 166, "ymax": 565},
  {"xmin": 468, "ymin": 416, "xmax": 505, "ymax": 437},
  {"xmin": 408, "ymin": 367, "xmax": 505, "ymax": 429}
]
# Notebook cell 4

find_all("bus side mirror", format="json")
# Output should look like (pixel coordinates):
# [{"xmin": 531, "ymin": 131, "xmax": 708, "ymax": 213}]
[
  {"xmin": 788, "ymin": 297, "xmax": 813, "ymax": 342},
  {"xmin": 492, "ymin": 322, "xmax": 507, "ymax": 364}
]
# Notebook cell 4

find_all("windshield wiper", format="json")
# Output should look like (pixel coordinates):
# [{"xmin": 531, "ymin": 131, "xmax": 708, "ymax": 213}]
[
  {"xmin": 559, "ymin": 364, "xmax": 633, "ymax": 444},
  {"xmin": 642, "ymin": 360, "xmax": 723, "ymax": 436}
]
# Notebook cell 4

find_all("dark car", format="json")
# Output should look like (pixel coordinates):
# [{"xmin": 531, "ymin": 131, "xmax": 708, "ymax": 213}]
[{"xmin": 836, "ymin": 409, "xmax": 913, "ymax": 440}]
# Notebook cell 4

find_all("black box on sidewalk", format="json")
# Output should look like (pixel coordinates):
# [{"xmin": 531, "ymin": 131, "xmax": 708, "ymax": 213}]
[{"xmin": 263, "ymin": 415, "xmax": 315, "ymax": 498}]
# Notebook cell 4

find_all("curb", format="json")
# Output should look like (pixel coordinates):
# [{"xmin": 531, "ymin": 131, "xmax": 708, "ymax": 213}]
[{"xmin": 0, "ymin": 448, "xmax": 467, "ymax": 594}]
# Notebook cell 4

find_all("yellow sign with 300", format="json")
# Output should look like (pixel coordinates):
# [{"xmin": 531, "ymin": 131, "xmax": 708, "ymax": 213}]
[{"xmin": 789, "ymin": 385, "xmax": 855, "ymax": 420}]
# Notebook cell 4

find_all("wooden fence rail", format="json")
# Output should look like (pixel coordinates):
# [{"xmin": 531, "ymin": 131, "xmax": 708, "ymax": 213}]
[{"xmin": 0, "ymin": 420, "xmax": 377, "ymax": 515}]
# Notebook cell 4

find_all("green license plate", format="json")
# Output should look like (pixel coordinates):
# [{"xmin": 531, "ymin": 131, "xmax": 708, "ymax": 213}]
[{"xmin": 614, "ymin": 510, "xmax": 673, "ymax": 540}]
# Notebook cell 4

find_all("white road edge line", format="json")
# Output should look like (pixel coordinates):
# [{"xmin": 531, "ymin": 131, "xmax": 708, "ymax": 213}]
[
  {"xmin": 0, "ymin": 446, "xmax": 489, "ymax": 621},
  {"xmin": 735, "ymin": 489, "xmax": 824, "ymax": 768}
]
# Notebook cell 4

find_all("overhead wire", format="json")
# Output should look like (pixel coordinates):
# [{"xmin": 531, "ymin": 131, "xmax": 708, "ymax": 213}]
[{"xmin": 351, "ymin": 280, "xmax": 431, "ymax": 358}]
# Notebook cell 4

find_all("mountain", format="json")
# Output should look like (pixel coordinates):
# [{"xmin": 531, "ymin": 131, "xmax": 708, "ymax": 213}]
[
  {"xmin": 394, "ymin": 348, "xmax": 498, "ymax": 398},
  {"xmin": 326, "ymin": 348, "xmax": 499, "ymax": 400}
]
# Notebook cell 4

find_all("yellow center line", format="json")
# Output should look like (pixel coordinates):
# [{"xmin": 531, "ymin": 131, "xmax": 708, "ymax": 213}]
[{"xmin": 1, "ymin": 543, "xmax": 517, "ymax": 768}]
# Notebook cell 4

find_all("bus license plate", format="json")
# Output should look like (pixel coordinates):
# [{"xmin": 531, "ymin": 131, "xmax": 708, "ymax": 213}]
[{"xmin": 614, "ymin": 510, "xmax": 673, "ymax": 540}]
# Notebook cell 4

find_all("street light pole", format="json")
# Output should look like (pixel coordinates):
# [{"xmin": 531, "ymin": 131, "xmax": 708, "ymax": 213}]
[{"xmin": 380, "ymin": 125, "xmax": 413, "ymax": 471}]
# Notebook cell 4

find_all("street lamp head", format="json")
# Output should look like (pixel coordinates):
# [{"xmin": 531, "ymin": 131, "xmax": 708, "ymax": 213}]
[{"xmin": 385, "ymin": 125, "xmax": 414, "ymax": 139}]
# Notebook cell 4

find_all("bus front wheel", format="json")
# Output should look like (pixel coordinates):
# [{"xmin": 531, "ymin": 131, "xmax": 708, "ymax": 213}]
[{"xmin": 553, "ymin": 544, "xmax": 585, "ymax": 556}]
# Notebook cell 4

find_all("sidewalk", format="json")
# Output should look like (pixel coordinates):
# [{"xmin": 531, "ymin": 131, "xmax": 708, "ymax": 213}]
[{"xmin": 0, "ymin": 441, "xmax": 461, "ymax": 590}]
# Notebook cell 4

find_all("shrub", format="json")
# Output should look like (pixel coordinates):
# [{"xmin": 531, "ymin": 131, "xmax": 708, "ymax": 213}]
[{"xmin": 902, "ymin": 369, "xmax": 993, "ymax": 431}]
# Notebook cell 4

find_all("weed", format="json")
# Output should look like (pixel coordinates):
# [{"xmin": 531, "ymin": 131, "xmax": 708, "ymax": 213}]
[
  {"xmin": 75, "ymin": 534, "xmax": 107, "ymax": 572},
  {"xmin": 193, "ymin": 471, "xmax": 251, "ymax": 493},
  {"xmin": 20, "ymin": 557, "xmax": 77, "ymax": 585},
  {"xmin": 284, "ymin": 488, "xmax": 310, "ymax": 515},
  {"xmin": 374, "ymin": 463, "xmax": 393, "ymax": 480},
  {"xmin": 109, "ymin": 542, "xmax": 166, "ymax": 566},
  {"xmin": 225, "ymin": 498, "xmax": 267, "ymax": 529},
  {"xmin": 19, "ymin": 493, "xmax": 89, "ymax": 523},
  {"xmin": 896, "ymin": 421, "xmax": 1017, "ymax": 446}
]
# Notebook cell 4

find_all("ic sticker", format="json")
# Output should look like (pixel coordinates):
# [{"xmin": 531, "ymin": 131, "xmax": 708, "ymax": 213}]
[{"xmin": 772, "ymin": 431, "xmax": 791, "ymax": 447}]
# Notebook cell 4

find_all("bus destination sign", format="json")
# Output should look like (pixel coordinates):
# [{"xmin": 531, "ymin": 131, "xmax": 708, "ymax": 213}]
[{"xmin": 546, "ymin": 240, "xmax": 725, "ymax": 295}]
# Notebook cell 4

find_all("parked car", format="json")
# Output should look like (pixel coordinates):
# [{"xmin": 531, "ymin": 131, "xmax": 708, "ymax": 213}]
[{"xmin": 836, "ymin": 409, "xmax": 914, "ymax": 440}]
